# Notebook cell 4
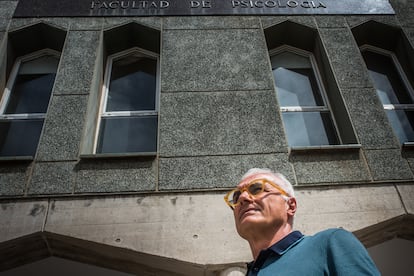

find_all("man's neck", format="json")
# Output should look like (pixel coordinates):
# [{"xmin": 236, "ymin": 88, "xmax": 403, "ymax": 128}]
[{"xmin": 247, "ymin": 225, "xmax": 293, "ymax": 260}]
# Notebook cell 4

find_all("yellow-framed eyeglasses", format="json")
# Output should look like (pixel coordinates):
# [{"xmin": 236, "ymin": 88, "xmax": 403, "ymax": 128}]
[{"xmin": 224, "ymin": 178, "xmax": 290, "ymax": 209}]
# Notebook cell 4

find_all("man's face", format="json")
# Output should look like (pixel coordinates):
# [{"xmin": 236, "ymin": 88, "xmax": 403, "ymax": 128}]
[{"xmin": 232, "ymin": 173, "xmax": 291, "ymax": 239}]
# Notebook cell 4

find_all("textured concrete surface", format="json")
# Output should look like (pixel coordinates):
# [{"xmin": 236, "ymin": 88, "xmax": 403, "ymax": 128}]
[{"xmin": 0, "ymin": 184, "xmax": 411, "ymax": 269}]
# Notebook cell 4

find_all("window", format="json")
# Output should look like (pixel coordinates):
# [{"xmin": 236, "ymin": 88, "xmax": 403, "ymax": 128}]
[
  {"xmin": 95, "ymin": 48, "xmax": 159, "ymax": 154},
  {"xmin": 361, "ymin": 45, "xmax": 414, "ymax": 144},
  {"xmin": 270, "ymin": 46, "xmax": 339, "ymax": 147},
  {"xmin": 0, "ymin": 49, "xmax": 60, "ymax": 157}
]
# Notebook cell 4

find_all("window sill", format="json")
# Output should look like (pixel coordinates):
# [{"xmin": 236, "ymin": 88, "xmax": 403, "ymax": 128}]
[
  {"xmin": 402, "ymin": 142, "xmax": 414, "ymax": 150},
  {"xmin": 80, "ymin": 152, "xmax": 157, "ymax": 160},
  {"xmin": 0, "ymin": 156, "xmax": 34, "ymax": 162},
  {"xmin": 289, "ymin": 144, "xmax": 361, "ymax": 154}
]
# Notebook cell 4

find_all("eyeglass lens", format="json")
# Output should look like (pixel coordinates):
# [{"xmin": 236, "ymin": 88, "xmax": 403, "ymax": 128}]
[{"xmin": 232, "ymin": 182, "xmax": 264, "ymax": 204}]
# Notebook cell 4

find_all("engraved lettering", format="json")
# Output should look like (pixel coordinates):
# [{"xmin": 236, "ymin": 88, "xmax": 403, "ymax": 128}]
[
  {"xmin": 230, "ymin": 0, "xmax": 325, "ymax": 9},
  {"xmin": 191, "ymin": 0, "xmax": 211, "ymax": 8}
]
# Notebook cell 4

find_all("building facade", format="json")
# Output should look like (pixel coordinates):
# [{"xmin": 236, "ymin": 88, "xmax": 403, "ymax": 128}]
[{"xmin": 0, "ymin": 0, "xmax": 414, "ymax": 275}]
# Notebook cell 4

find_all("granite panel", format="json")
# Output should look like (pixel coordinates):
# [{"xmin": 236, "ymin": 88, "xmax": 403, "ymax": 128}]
[
  {"xmin": 0, "ymin": 1, "xmax": 17, "ymax": 31},
  {"xmin": 68, "ymin": 18, "xmax": 104, "ymax": 30},
  {"xmin": 8, "ymin": 18, "xmax": 70, "ymax": 31},
  {"xmin": 161, "ymin": 29, "xmax": 274, "ymax": 92},
  {"xmin": 341, "ymin": 88, "xmax": 400, "ymax": 149},
  {"xmin": 364, "ymin": 149, "xmax": 413, "ymax": 181},
  {"xmin": 36, "ymin": 95, "xmax": 88, "ymax": 161},
  {"xmin": 103, "ymin": 17, "xmax": 162, "ymax": 30},
  {"xmin": 159, "ymin": 153, "xmax": 294, "ymax": 190},
  {"xmin": 52, "ymin": 30, "xmax": 100, "ymax": 95},
  {"xmin": 291, "ymin": 150, "xmax": 371, "ymax": 185},
  {"xmin": 314, "ymin": 16, "xmax": 348, "ymax": 28},
  {"xmin": 164, "ymin": 16, "xmax": 260, "ymax": 29},
  {"xmin": 260, "ymin": 16, "xmax": 316, "ymax": 29},
  {"xmin": 391, "ymin": 0, "xmax": 414, "ymax": 26},
  {"xmin": 319, "ymin": 28, "xmax": 373, "ymax": 89},
  {"xmin": 159, "ymin": 90, "xmax": 287, "ymax": 157},
  {"xmin": 0, "ymin": 163, "xmax": 29, "ymax": 196},
  {"xmin": 75, "ymin": 158, "xmax": 157, "ymax": 193},
  {"xmin": 406, "ymin": 28, "xmax": 414, "ymax": 46},
  {"xmin": 29, "ymin": 161, "xmax": 76, "ymax": 195},
  {"xmin": 346, "ymin": 16, "xmax": 399, "ymax": 28}
]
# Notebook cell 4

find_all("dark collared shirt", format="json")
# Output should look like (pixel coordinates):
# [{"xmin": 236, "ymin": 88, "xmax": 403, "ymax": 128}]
[
  {"xmin": 246, "ymin": 231, "xmax": 304, "ymax": 275},
  {"xmin": 245, "ymin": 229, "xmax": 380, "ymax": 276}
]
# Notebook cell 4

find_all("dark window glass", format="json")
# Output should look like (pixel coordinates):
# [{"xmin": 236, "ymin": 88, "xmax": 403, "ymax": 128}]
[
  {"xmin": 106, "ymin": 56, "xmax": 157, "ymax": 112},
  {"xmin": 362, "ymin": 51, "xmax": 412, "ymax": 105},
  {"xmin": 97, "ymin": 116, "xmax": 157, "ymax": 153},
  {"xmin": 282, "ymin": 112, "xmax": 338, "ymax": 147},
  {"xmin": 5, "ymin": 73, "xmax": 56, "ymax": 114},
  {"xmin": 0, "ymin": 119, "xmax": 44, "ymax": 156},
  {"xmin": 385, "ymin": 110, "xmax": 414, "ymax": 143}
]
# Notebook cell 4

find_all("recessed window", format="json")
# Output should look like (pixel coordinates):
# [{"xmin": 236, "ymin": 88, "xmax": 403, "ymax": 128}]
[
  {"xmin": 361, "ymin": 45, "xmax": 414, "ymax": 144},
  {"xmin": 95, "ymin": 48, "xmax": 159, "ymax": 154},
  {"xmin": 0, "ymin": 49, "xmax": 60, "ymax": 157},
  {"xmin": 270, "ymin": 46, "xmax": 339, "ymax": 147}
]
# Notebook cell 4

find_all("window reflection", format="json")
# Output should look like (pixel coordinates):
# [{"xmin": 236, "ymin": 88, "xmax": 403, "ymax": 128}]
[
  {"xmin": 363, "ymin": 51, "xmax": 412, "ymax": 105},
  {"xmin": 97, "ymin": 116, "xmax": 157, "ymax": 153},
  {"xmin": 282, "ymin": 112, "xmax": 338, "ymax": 147},
  {"xmin": 0, "ymin": 52, "xmax": 59, "ymax": 157},
  {"xmin": 271, "ymin": 48, "xmax": 339, "ymax": 147},
  {"xmin": 107, "ymin": 56, "xmax": 156, "ymax": 112},
  {"xmin": 362, "ymin": 48, "xmax": 414, "ymax": 144},
  {"xmin": 96, "ymin": 49, "xmax": 159, "ymax": 154},
  {"xmin": 0, "ymin": 120, "xmax": 44, "ymax": 156}
]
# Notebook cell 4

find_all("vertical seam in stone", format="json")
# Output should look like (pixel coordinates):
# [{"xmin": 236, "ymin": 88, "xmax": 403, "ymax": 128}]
[{"xmin": 394, "ymin": 184, "xmax": 409, "ymax": 215}]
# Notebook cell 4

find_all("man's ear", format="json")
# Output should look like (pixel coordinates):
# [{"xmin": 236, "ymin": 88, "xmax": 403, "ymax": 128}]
[{"xmin": 286, "ymin": 197, "xmax": 297, "ymax": 216}]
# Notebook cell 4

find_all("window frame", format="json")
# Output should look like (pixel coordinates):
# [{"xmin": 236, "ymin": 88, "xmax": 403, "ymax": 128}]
[
  {"xmin": 93, "ymin": 47, "xmax": 160, "ymax": 154},
  {"xmin": 360, "ymin": 45, "xmax": 414, "ymax": 111},
  {"xmin": 269, "ymin": 45, "xmax": 342, "ymax": 146},
  {"xmin": 0, "ymin": 49, "xmax": 60, "ymax": 158},
  {"xmin": 0, "ymin": 48, "xmax": 60, "ymax": 120},
  {"xmin": 360, "ymin": 44, "xmax": 414, "ymax": 144}
]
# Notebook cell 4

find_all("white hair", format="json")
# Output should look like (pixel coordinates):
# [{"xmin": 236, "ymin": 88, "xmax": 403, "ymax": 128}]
[{"xmin": 241, "ymin": 168, "xmax": 295, "ymax": 198}]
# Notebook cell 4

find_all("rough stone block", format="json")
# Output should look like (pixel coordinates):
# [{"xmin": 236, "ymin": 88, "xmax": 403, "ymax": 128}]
[
  {"xmin": 260, "ymin": 16, "xmax": 316, "ymax": 29},
  {"xmin": 29, "ymin": 161, "xmax": 76, "ymax": 195},
  {"xmin": 315, "ymin": 16, "xmax": 348, "ymax": 28},
  {"xmin": 159, "ymin": 90, "xmax": 287, "ymax": 157},
  {"xmin": 8, "ymin": 18, "xmax": 70, "ymax": 32},
  {"xmin": 0, "ymin": 163, "xmax": 28, "ymax": 196},
  {"xmin": 364, "ymin": 149, "xmax": 413, "ymax": 181},
  {"xmin": 53, "ymin": 30, "xmax": 100, "ymax": 95},
  {"xmin": 159, "ymin": 153, "xmax": 294, "ymax": 190},
  {"xmin": 75, "ymin": 158, "xmax": 157, "ymax": 193},
  {"xmin": 319, "ymin": 28, "xmax": 373, "ymax": 89},
  {"xmin": 36, "ymin": 95, "xmax": 88, "ymax": 161},
  {"xmin": 291, "ymin": 150, "xmax": 371, "ymax": 184},
  {"xmin": 346, "ymin": 16, "xmax": 399, "ymax": 29},
  {"xmin": 164, "ymin": 16, "xmax": 260, "ymax": 29},
  {"xmin": 341, "ymin": 88, "xmax": 400, "ymax": 149},
  {"xmin": 391, "ymin": 0, "xmax": 414, "ymax": 26},
  {"xmin": 0, "ymin": 1, "xmax": 17, "ymax": 31},
  {"xmin": 161, "ymin": 29, "xmax": 274, "ymax": 92},
  {"xmin": 103, "ymin": 17, "xmax": 162, "ymax": 31}
]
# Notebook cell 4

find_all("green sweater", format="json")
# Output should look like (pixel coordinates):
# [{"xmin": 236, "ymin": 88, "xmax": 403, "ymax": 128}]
[{"xmin": 247, "ymin": 228, "xmax": 380, "ymax": 275}]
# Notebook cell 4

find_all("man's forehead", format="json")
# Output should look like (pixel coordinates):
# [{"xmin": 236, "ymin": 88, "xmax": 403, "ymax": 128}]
[{"xmin": 237, "ymin": 173, "xmax": 277, "ymax": 188}]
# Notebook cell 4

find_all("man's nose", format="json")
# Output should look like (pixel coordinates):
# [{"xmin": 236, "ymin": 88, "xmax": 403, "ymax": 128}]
[{"xmin": 238, "ymin": 190, "xmax": 253, "ymax": 204}]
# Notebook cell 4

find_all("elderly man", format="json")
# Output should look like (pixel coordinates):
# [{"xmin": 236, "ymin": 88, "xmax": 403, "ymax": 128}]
[{"xmin": 224, "ymin": 168, "xmax": 380, "ymax": 275}]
